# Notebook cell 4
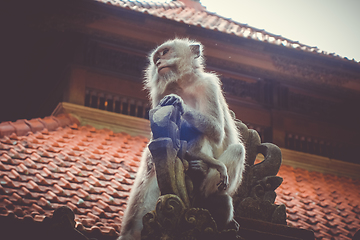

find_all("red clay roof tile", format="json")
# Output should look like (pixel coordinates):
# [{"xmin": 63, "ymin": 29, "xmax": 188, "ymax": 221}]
[
  {"xmin": 0, "ymin": 123, "xmax": 17, "ymax": 138},
  {"xmin": 0, "ymin": 114, "xmax": 359, "ymax": 239},
  {"xmin": 25, "ymin": 119, "xmax": 46, "ymax": 133},
  {"xmin": 275, "ymin": 165, "xmax": 360, "ymax": 239},
  {"xmin": 0, "ymin": 115, "xmax": 147, "ymax": 236}
]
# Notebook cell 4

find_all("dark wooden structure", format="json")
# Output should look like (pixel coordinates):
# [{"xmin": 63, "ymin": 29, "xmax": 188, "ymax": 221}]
[{"xmin": 3, "ymin": 0, "xmax": 359, "ymax": 165}]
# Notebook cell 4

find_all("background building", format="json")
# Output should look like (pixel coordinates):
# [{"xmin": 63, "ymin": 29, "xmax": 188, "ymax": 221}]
[{"xmin": 1, "ymin": 0, "xmax": 359, "ymax": 239}]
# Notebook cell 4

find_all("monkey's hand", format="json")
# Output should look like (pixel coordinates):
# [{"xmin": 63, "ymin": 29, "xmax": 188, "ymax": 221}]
[
  {"xmin": 201, "ymin": 167, "xmax": 229, "ymax": 197},
  {"xmin": 188, "ymin": 160, "xmax": 209, "ymax": 176},
  {"xmin": 158, "ymin": 94, "xmax": 185, "ymax": 126},
  {"xmin": 216, "ymin": 164, "xmax": 229, "ymax": 191},
  {"xmin": 217, "ymin": 174, "xmax": 229, "ymax": 191},
  {"xmin": 159, "ymin": 94, "xmax": 185, "ymax": 115}
]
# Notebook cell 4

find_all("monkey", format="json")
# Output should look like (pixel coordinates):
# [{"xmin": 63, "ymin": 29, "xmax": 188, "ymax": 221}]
[
  {"xmin": 155, "ymin": 93, "xmax": 230, "ymax": 191},
  {"xmin": 118, "ymin": 39, "xmax": 245, "ymax": 240}
]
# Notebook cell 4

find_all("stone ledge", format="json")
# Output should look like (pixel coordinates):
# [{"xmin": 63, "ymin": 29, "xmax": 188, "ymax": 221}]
[{"xmin": 52, "ymin": 102, "xmax": 151, "ymax": 138}]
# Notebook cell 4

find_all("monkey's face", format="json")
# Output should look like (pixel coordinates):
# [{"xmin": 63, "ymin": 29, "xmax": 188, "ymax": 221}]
[
  {"xmin": 144, "ymin": 39, "xmax": 205, "ymax": 107},
  {"xmin": 153, "ymin": 47, "xmax": 177, "ymax": 76}
]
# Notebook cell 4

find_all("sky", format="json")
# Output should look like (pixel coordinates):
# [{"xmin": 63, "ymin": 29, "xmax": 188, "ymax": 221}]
[{"xmin": 157, "ymin": 0, "xmax": 360, "ymax": 62}]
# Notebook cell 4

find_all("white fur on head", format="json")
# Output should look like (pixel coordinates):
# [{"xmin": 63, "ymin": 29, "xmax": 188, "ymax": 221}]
[{"xmin": 144, "ymin": 38, "xmax": 205, "ymax": 107}]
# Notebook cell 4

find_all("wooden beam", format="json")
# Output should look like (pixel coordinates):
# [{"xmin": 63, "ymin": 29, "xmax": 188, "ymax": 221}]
[{"xmin": 52, "ymin": 102, "xmax": 151, "ymax": 138}]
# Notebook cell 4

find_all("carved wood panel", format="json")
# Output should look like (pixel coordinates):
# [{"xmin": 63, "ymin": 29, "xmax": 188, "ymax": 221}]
[
  {"xmin": 85, "ymin": 88, "xmax": 150, "ymax": 119},
  {"xmin": 288, "ymin": 91, "xmax": 339, "ymax": 118},
  {"xmin": 85, "ymin": 41, "xmax": 148, "ymax": 81},
  {"xmin": 222, "ymin": 77, "xmax": 259, "ymax": 102},
  {"xmin": 271, "ymin": 55, "xmax": 357, "ymax": 85}
]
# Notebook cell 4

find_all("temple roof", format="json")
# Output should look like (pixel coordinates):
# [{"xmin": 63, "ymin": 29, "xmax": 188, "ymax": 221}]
[
  {"xmin": 276, "ymin": 165, "xmax": 360, "ymax": 239},
  {"xmin": 0, "ymin": 114, "xmax": 148, "ymax": 236},
  {"xmin": 0, "ymin": 114, "xmax": 359, "ymax": 239},
  {"xmin": 95, "ymin": 0, "xmax": 359, "ymax": 64}
]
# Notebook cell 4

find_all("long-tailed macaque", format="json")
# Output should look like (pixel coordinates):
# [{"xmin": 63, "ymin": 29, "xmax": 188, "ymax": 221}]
[{"xmin": 118, "ymin": 39, "xmax": 245, "ymax": 240}]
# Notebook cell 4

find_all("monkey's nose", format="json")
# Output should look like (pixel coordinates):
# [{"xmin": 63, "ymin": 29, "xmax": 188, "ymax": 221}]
[{"xmin": 156, "ymin": 60, "xmax": 161, "ymax": 67}]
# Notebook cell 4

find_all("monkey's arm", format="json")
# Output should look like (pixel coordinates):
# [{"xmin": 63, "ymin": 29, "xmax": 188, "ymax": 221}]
[
  {"xmin": 182, "ymin": 80, "xmax": 225, "ymax": 145},
  {"xmin": 182, "ymin": 108, "xmax": 223, "ymax": 144},
  {"xmin": 159, "ymin": 92, "xmax": 225, "ymax": 145}
]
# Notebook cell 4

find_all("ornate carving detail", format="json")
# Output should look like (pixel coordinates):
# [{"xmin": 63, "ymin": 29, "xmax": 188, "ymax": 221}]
[
  {"xmin": 141, "ymin": 195, "xmax": 240, "ymax": 240},
  {"xmin": 84, "ymin": 88, "xmax": 150, "ymax": 118},
  {"xmin": 233, "ymin": 120, "xmax": 286, "ymax": 225},
  {"xmin": 85, "ymin": 41, "xmax": 147, "ymax": 80},
  {"xmin": 221, "ymin": 75, "xmax": 340, "ymax": 121},
  {"xmin": 207, "ymin": 58, "xmax": 271, "ymax": 81},
  {"xmin": 288, "ymin": 91, "xmax": 338, "ymax": 118},
  {"xmin": 222, "ymin": 77, "xmax": 259, "ymax": 101},
  {"xmin": 207, "ymin": 57, "xmax": 360, "ymax": 100},
  {"xmin": 272, "ymin": 55, "xmax": 357, "ymax": 85},
  {"xmin": 148, "ymin": 138, "xmax": 190, "ymax": 207}
]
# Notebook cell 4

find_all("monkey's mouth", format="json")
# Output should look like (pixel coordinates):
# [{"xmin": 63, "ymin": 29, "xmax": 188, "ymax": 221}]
[{"xmin": 158, "ymin": 66, "xmax": 170, "ymax": 73}]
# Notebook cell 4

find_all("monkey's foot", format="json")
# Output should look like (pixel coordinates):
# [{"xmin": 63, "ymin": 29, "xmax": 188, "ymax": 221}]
[
  {"xmin": 217, "ymin": 173, "xmax": 229, "ymax": 191},
  {"xmin": 226, "ymin": 219, "xmax": 240, "ymax": 232}
]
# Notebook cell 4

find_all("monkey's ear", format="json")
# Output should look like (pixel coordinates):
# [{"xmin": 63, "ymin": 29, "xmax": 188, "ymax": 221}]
[{"xmin": 190, "ymin": 44, "xmax": 201, "ymax": 59}]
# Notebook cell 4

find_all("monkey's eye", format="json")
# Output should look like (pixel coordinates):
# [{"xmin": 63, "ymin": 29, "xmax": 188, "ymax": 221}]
[
  {"xmin": 154, "ymin": 56, "xmax": 160, "ymax": 64},
  {"xmin": 162, "ymin": 48, "xmax": 169, "ymax": 55}
]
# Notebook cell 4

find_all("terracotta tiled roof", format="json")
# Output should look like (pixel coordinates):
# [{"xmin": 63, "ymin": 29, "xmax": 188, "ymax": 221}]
[
  {"xmin": 275, "ymin": 165, "xmax": 360, "ymax": 239},
  {"xmin": 96, "ymin": 0, "xmax": 359, "ymax": 63},
  {"xmin": 0, "ymin": 115, "xmax": 359, "ymax": 239},
  {"xmin": 0, "ymin": 116, "xmax": 147, "ymax": 236},
  {"xmin": 0, "ymin": 114, "xmax": 79, "ymax": 138}
]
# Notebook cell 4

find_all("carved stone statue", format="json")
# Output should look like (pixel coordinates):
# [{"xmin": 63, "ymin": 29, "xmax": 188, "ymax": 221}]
[
  {"xmin": 144, "ymin": 101, "xmax": 240, "ymax": 239},
  {"xmin": 142, "ymin": 98, "xmax": 286, "ymax": 239},
  {"xmin": 233, "ymin": 119, "xmax": 286, "ymax": 225}
]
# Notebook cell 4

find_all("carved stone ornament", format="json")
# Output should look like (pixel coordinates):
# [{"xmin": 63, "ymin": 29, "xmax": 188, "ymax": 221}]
[
  {"xmin": 233, "ymin": 119, "xmax": 286, "ymax": 224},
  {"xmin": 142, "ymin": 96, "xmax": 285, "ymax": 239},
  {"xmin": 142, "ymin": 194, "xmax": 240, "ymax": 240}
]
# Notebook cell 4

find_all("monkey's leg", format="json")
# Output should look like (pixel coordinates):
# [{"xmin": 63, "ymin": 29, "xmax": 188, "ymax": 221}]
[
  {"xmin": 201, "ymin": 143, "xmax": 245, "ymax": 197},
  {"xmin": 186, "ymin": 151, "xmax": 228, "ymax": 190},
  {"xmin": 119, "ymin": 167, "xmax": 160, "ymax": 240}
]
